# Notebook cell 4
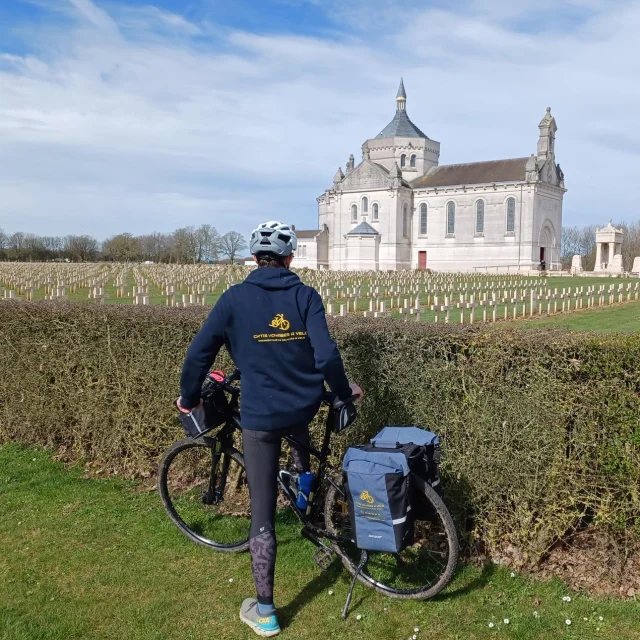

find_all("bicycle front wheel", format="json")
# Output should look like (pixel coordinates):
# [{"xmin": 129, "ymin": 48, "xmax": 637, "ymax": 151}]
[
  {"xmin": 158, "ymin": 437, "xmax": 250, "ymax": 552},
  {"xmin": 324, "ymin": 475, "xmax": 459, "ymax": 599}
]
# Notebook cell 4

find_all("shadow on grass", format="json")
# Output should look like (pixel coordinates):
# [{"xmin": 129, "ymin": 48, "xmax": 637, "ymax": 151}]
[
  {"xmin": 278, "ymin": 563, "xmax": 343, "ymax": 628},
  {"xmin": 433, "ymin": 561, "xmax": 496, "ymax": 602}
]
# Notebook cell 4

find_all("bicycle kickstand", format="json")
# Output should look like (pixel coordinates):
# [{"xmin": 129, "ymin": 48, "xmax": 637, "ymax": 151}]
[{"xmin": 341, "ymin": 550, "xmax": 368, "ymax": 620}]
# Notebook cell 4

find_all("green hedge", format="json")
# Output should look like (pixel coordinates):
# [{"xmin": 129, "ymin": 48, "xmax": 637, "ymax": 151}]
[{"xmin": 1, "ymin": 301, "xmax": 640, "ymax": 566}]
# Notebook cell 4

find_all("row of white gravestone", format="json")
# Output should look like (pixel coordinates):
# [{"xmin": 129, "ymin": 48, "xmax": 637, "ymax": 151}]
[
  {"xmin": 0, "ymin": 263, "xmax": 119, "ymax": 295},
  {"xmin": 324, "ymin": 282, "xmax": 640, "ymax": 324}
]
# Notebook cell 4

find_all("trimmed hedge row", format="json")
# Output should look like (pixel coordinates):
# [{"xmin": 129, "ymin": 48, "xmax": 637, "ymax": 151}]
[{"xmin": 1, "ymin": 301, "xmax": 640, "ymax": 566}]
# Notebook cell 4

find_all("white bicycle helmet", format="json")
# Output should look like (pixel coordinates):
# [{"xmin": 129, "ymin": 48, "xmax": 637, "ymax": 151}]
[{"xmin": 249, "ymin": 221, "xmax": 298, "ymax": 257}]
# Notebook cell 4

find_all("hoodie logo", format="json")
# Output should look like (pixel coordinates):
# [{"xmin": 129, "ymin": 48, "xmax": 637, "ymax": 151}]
[{"xmin": 269, "ymin": 314, "xmax": 290, "ymax": 331}]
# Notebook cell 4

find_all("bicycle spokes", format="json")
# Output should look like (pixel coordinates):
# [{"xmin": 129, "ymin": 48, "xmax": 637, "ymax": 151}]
[
  {"xmin": 164, "ymin": 446, "xmax": 250, "ymax": 545},
  {"xmin": 328, "ymin": 488, "xmax": 451, "ymax": 594}
]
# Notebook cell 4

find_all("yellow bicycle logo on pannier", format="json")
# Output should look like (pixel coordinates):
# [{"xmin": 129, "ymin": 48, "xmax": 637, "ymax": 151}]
[
  {"xmin": 360, "ymin": 490, "xmax": 375, "ymax": 504},
  {"xmin": 269, "ymin": 314, "xmax": 290, "ymax": 331}
]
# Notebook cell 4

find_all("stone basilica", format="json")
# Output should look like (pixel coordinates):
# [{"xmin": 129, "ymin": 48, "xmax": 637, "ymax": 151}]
[{"xmin": 293, "ymin": 79, "xmax": 566, "ymax": 272}]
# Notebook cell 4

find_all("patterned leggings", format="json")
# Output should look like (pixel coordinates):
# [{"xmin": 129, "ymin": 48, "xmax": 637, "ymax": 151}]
[{"xmin": 242, "ymin": 424, "xmax": 310, "ymax": 605}]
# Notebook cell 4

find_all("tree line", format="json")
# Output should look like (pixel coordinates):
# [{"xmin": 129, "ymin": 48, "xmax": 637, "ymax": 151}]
[
  {"xmin": 561, "ymin": 221, "xmax": 640, "ymax": 272},
  {"xmin": 3, "ymin": 221, "xmax": 639, "ymax": 270},
  {"xmin": 0, "ymin": 225, "xmax": 248, "ymax": 264}
]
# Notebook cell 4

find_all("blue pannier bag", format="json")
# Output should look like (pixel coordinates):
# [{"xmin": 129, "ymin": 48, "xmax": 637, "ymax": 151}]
[
  {"xmin": 371, "ymin": 426, "xmax": 443, "ymax": 520},
  {"xmin": 342, "ymin": 443, "xmax": 422, "ymax": 553}
]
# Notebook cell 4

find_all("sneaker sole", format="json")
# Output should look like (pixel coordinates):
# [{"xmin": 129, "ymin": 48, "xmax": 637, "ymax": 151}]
[{"xmin": 239, "ymin": 612, "xmax": 280, "ymax": 637}]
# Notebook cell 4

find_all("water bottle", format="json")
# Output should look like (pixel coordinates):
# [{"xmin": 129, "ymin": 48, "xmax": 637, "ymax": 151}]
[{"xmin": 296, "ymin": 471, "xmax": 314, "ymax": 511}]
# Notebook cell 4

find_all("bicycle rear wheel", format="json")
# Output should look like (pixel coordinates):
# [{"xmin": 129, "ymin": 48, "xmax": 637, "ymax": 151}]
[
  {"xmin": 158, "ymin": 437, "xmax": 250, "ymax": 552},
  {"xmin": 324, "ymin": 475, "xmax": 458, "ymax": 599}
]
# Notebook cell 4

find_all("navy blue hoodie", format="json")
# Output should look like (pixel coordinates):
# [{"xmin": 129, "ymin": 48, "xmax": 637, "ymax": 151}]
[{"xmin": 179, "ymin": 268, "xmax": 352, "ymax": 431}]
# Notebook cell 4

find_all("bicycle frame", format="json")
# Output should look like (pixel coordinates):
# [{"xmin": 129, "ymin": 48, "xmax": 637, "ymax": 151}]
[{"xmin": 204, "ymin": 382, "xmax": 351, "ymax": 546}]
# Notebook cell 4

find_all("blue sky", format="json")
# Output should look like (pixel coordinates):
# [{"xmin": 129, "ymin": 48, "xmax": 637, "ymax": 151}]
[{"xmin": 1, "ymin": 0, "xmax": 639, "ymax": 241}]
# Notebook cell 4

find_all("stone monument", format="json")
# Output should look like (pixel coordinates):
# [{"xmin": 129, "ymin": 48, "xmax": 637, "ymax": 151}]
[
  {"xmin": 632, "ymin": 257, "xmax": 640, "ymax": 275},
  {"xmin": 594, "ymin": 220, "xmax": 624, "ymax": 274},
  {"xmin": 571, "ymin": 254, "xmax": 583, "ymax": 275}
]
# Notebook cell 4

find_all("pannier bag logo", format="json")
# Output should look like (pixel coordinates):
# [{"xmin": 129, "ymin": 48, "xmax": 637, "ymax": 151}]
[
  {"xmin": 359, "ymin": 490, "xmax": 375, "ymax": 504},
  {"xmin": 269, "ymin": 313, "xmax": 290, "ymax": 331}
]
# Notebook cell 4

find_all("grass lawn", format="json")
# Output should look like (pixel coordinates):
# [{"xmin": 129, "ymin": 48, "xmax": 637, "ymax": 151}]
[
  {"xmin": 2, "ymin": 445, "xmax": 640, "ymax": 639},
  {"xmin": 520, "ymin": 301, "xmax": 640, "ymax": 332}
]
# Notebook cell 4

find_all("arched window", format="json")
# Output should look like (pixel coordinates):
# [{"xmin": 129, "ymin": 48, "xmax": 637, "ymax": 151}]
[
  {"xmin": 419, "ymin": 203, "xmax": 427, "ymax": 235},
  {"xmin": 351, "ymin": 204, "xmax": 358, "ymax": 222},
  {"xmin": 410, "ymin": 154, "xmax": 416, "ymax": 168},
  {"xmin": 403, "ymin": 203, "xmax": 409, "ymax": 237},
  {"xmin": 506, "ymin": 197, "xmax": 516, "ymax": 233},
  {"xmin": 372, "ymin": 203, "xmax": 379, "ymax": 221},
  {"xmin": 446, "ymin": 201, "xmax": 455, "ymax": 236},
  {"xmin": 475, "ymin": 200, "xmax": 485, "ymax": 234},
  {"xmin": 362, "ymin": 196, "xmax": 368, "ymax": 213},
  {"xmin": 400, "ymin": 154, "xmax": 406, "ymax": 168}
]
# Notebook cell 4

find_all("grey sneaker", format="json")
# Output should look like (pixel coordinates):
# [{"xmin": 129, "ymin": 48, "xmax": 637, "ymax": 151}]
[{"xmin": 239, "ymin": 598, "xmax": 281, "ymax": 637}]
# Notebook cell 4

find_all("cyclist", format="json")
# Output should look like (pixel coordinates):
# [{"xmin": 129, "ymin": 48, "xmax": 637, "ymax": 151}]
[{"xmin": 178, "ymin": 220, "xmax": 363, "ymax": 637}]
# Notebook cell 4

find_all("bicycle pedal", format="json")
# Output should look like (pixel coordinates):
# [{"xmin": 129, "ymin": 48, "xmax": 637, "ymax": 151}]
[{"xmin": 313, "ymin": 547, "xmax": 334, "ymax": 571}]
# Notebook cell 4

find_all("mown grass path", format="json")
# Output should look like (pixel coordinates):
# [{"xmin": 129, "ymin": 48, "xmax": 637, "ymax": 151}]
[
  {"xmin": 520, "ymin": 300, "xmax": 640, "ymax": 332},
  {"xmin": 1, "ymin": 444, "xmax": 639, "ymax": 640}
]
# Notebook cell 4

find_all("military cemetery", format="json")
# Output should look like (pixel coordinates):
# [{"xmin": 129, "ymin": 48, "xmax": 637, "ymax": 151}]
[
  {"xmin": 3, "ymin": 1, "xmax": 640, "ymax": 639},
  {"xmin": 2, "ymin": 261, "xmax": 639, "ymax": 331}
]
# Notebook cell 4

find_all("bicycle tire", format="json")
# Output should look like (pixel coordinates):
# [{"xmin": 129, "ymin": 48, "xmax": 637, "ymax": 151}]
[
  {"xmin": 158, "ymin": 437, "xmax": 250, "ymax": 553},
  {"xmin": 324, "ymin": 474, "xmax": 459, "ymax": 599}
]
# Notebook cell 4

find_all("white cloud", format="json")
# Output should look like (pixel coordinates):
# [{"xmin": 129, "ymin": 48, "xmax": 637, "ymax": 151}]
[{"xmin": 0, "ymin": 0, "xmax": 639, "ymax": 241}]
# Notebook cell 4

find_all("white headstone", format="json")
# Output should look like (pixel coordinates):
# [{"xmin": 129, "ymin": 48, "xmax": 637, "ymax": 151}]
[
  {"xmin": 632, "ymin": 257, "xmax": 640, "ymax": 274},
  {"xmin": 571, "ymin": 255, "xmax": 583, "ymax": 274}
]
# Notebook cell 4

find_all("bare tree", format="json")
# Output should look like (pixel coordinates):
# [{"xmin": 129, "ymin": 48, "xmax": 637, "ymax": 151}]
[
  {"xmin": 171, "ymin": 227, "xmax": 199, "ymax": 263},
  {"xmin": 8, "ymin": 232, "xmax": 26, "ymax": 260},
  {"xmin": 0, "ymin": 228, "xmax": 7, "ymax": 258},
  {"xmin": 219, "ymin": 231, "xmax": 248, "ymax": 264},
  {"xmin": 103, "ymin": 233, "xmax": 141, "ymax": 262},
  {"xmin": 195, "ymin": 224, "xmax": 220, "ymax": 263},
  {"xmin": 561, "ymin": 225, "xmax": 597, "ymax": 271},
  {"xmin": 42, "ymin": 236, "xmax": 64, "ymax": 254},
  {"xmin": 64, "ymin": 235, "xmax": 99, "ymax": 262},
  {"xmin": 561, "ymin": 226, "xmax": 580, "ymax": 269},
  {"xmin": 23, "ymin": 234, "xmax": 46, "ymax": 261},
  {"xmin": 615, "ymin": 220, "xmax": 640, "ymax": 272}
]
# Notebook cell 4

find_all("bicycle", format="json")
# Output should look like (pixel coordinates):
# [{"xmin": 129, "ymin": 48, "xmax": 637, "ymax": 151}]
[{"xmin": 158, "ymin": 370, "xmax": 459, "ymax": 615}]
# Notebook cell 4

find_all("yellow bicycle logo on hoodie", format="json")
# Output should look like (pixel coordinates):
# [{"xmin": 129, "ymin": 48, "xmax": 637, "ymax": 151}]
[{"xmin": 269, "ymin": 314, "xmax": 290, "ymax": 331}]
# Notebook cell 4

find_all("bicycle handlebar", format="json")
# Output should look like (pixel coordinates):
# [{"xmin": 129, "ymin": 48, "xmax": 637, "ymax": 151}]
[
  {"xmin": 221, "ymin": 370, "xmax": 359, "ymax": 409},
  {"xmin": 322, "ymin": 392, "xmax": 360, "ymax": 409}
]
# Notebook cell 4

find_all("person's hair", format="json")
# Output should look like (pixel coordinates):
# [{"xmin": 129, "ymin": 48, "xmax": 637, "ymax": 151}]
[{"xmin": 256, "ymin": 252, "xmax": 286, "ymax": 268}]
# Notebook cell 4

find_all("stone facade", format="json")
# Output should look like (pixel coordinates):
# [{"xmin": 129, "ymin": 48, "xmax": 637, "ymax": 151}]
[
  {"xmin": 594, "ymin": 221, "xmax": 624, "ymax": 274},
  {"xmin": 297, "ymin": 79, "xmax": 567, "ymax": 272}
]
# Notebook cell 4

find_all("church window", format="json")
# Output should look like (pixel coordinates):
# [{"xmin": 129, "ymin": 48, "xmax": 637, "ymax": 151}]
[
  {"xmin": 475, "ymin": 200, "xmax": 485, "ymax": 234},
  {"xmin": 410, "ymin": 154, "xmax": 416, "ymax": 168},
  {"xmin": 403, "ymin": 203, "xmax": 409, "ymax": 237},
  {"xmin": 420, "ymin": 203, "xmax": 427, "ymax": 235},
  {"xmin": 362, "ymin": 196, "xmax": 368, "ymax": 213},
  {"xmin": 446, "ymin": 201, "xmax": 455, "ymax": 235},
  {"xmin": 400, "ymin": 154, "xmax": 406, "ymax": 168},
  {"xmin": 372, "ymin": 203, "xmax": 379, "ymax": 220},
  {"xmin": 351, "ymin": 204, "xmax": 358, "ymax": 222},
  {"xmin": 506, "ymin": 197, "xmax": 516, "ymax": 233}
]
